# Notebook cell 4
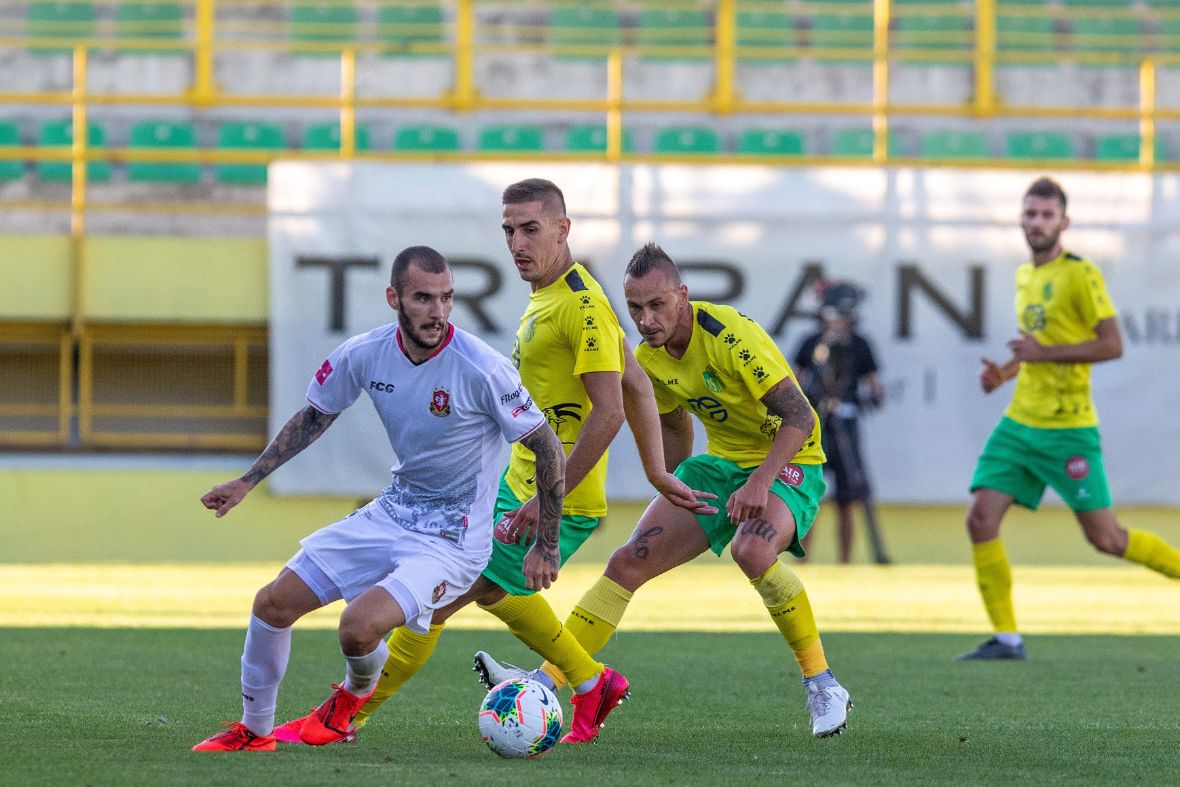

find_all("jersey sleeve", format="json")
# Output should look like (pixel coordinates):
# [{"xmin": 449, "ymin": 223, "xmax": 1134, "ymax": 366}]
[
  {"xmin": 1076, "ymin": 261, "xmax": 1118, "ymax": 326},
  {"xmin": 722, "ymin": 314, "xmax": 796, "ymax": 401},
  {"xmin": 567, "ymin": 290, "xmax": 626, "ymax": 377},
  {"xmin": 481, "ymin": 354, "xmax": 547, "ymax": 443},
  {"xmin": 305, "ymin": 338, "xmax": 363, "ymax": 414}
]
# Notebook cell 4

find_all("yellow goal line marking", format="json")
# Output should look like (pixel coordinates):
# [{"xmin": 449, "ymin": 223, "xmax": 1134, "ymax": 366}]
[{"xmin": 3, "ymin": 563, "xmax": 1179, "ymax": 634}]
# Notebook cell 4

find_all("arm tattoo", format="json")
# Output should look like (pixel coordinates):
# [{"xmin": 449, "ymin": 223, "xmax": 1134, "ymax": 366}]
[
  {"xmin": 521, "ymin": 425, "xmax": 565, "ymax": 566},
  {"xmin": 242, "ymin": 405, "xmax": 339, "ymax": 485},
  {"xmin": 763, "ymin": 384, "xmax": 815, "ymax": 435}
]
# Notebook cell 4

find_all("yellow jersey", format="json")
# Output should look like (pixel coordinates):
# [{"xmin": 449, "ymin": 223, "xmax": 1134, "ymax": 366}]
[
  {"xmin": 503, "ymin": 262, "xmax": 625, "ymax": 516},
  {"xmin": 1006, "ymin": 250, "xmax": 1117, "ymax": 429},
  {"xmin": 636, "ymin": 301, "xmax": 825, "ymax": 468}
]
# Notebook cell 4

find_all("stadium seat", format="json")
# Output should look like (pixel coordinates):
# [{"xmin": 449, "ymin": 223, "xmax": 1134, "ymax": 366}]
[
  {"xmin": 653, "ymin": 126, "xmax": 721, "ymax": 155},
  {"xmin": 0, "ymin": 121, "xmax": 25, "ymax": 181},
  {"xmin": 736, "ymin": 9, "xmax": 800, "ymax": 62},
  {"xmin": 289, "ymin": 3, "xmax": 359, "ymax": 55},
  {"xmin": 564, "ymin": 125, "xmax": 633, "ymax": 153},
  {"xmin": 920, "ymin": 130, "xmax": 989, "ymax": 159},
  {"xmin": 27, "ymin": 1, "xmax": 97, "ymax": 53},
  {"xmin": 35, "ymin": 119, "xmax": 110, "ymax": 182},
  {"xmin": 809, "ymin": 11, "xmax": 873, "ymax": 63},
  {"xmin": 127, "ymin": 120, "xmax": 200, "ymax": 183},
  {"xmin": 894, "ymin": 13, "xmax": 973, "ymax": 64},
  {"xmin": 394, "ymin": 124, "xmax": 461, "ymax": 151},
  {"xmin": 736, "ymin": 128, "xmax": 805, "ymax": 156},
  {"xmin": 637, "ymin": 8, "xmax": 711, "ymax": 60},
  {"xmin": 1069, "ymin": 17, "xmax": 1143, "ymax": 63},
  {"xmin": 548, "ymin": 7, "xmax": 621, "ymax": 60},
  {"xmin": 1158, "ymin": 18, "xmax": 1180, "ymax": 54},
  {"xmin": 1060, "ymin": 0, "xmax": 1130, "ymax": 7},
  {"xmin": 831, "ymin": 128, "xmax": 900, "ymax": 158},
  {"xmin": 302, "ymin": 122, "xmax": 371, "ymax": 151},
  {"xmin": 377, "ymin": 3, "xmax": 446, "ymax": 55},
  {"xmin": 216, "ymin": 121, "xmax": 285, "ymax": 185},
  {"xmin": 1094, "ymin": 133, "xmax": 1165, "ymax": 161},
  {"xmin": 114, "ymin": 2, "xmax": 184, "ymax": 52},
  {"xmin": 477, "ymin": 125, "xmax": 545, "ymax": 152},
  {"xmin": 1005, "ymin": 131, "xmax": 1075, "ymax": 159}
]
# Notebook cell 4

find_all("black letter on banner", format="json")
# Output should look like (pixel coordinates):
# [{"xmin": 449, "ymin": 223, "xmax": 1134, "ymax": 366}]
[
  {"xmin": 680, "ymin": 262, "xmax": 744, "ymax": 304},
  {"xmin": 450, "ymin": 258, "xmax": 503, "ymax": 334},
  {"xmin": 296, "ymin": 256, "xmax": 380, "ymax": 332},
  {"xmin": 768, "ymin": 261, "xmax": 826, "ymax": 338},
  {"xmin": 896, "ymin": 263, "xmax": 985, "ymax": 340}
]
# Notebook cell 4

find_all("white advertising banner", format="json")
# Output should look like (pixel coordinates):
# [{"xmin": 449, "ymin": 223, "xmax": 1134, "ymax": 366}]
[{"xmin": 269, "ymin": 163, "xmax": 1180, "ymax": 504}]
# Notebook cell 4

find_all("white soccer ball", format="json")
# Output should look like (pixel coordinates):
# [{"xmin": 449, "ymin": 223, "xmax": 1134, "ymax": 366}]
[{"xmin": 477, "ymin": 678, "xmax": 563, "ymax": 759}]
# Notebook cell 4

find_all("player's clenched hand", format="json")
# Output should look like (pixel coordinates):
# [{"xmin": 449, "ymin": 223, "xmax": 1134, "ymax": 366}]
[
  {"xmin": 200, "ymin": 478, "xmax": 255, "ymax": 518},
  {"xmin": 522, "ymin": 545, "xmax": 559, "ymax": 591},
  {"xmin": 726, "ymin": 479, "xmax": 768, "ymax": 525},
  {"xmin": 1007, "ymin": 330, "xmax": 1045, "ymax": 362},
  {"xmin": 651, "ymin": 471, "xmax": 719, "ymax": 515},
  {"xmin": 494, "ymin": 496, "xmax": 540, "ymax": 545},
  {"xmin": 979, "ymin": 357, "xmax": 1006, "ymax": 393}
]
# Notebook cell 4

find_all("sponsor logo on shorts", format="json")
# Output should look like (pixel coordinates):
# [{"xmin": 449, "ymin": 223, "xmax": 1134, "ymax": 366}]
[
  {"xmin": 429, "ymin": 387, "xmax": 451, "ymax": 417},
  {"xmin": 778, "ymin": 464, "xmax": 804, "ymax": 487},
  {"xmin": 314, "ymin": 359, "xmax": 333, "ymax": 384},
  {"xmin": 432, "ymin": 581, "xmax": 447, "ymax": 603},
  {"xmin": 1065, "ymin": 455, "xmax": 1089, "ymax": 480}
]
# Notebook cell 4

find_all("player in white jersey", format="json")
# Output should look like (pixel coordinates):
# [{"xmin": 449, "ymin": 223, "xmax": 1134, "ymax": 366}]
[{"xmin": 192, "ymin": 246, "xmax": 565, "ymax": 752}]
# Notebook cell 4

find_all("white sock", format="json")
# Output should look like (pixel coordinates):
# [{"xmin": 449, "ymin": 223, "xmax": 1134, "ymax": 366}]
[
  {"xmin": 240, "ymin": 614, "xmax": 292, "ymax": 736},
  {"xmin": 343, "ymin": 639, "xmax": 389, "ymax": 696},
  {"xmin": 995, "ymin": 632, "xmax": 1023, "ymax": 647},
  {"xmin": 530, "ymin": 669, "xmax": 558, "ymax": 692},
  {"xmin": 572, "ymin": 672, "xmax": 600, "ymax": 695}
]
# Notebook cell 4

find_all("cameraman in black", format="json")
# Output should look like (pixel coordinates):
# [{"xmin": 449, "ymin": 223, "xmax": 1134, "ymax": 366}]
[{"xmin": 793, "ymin": 280, "xmax": 890, "ymax": 565}]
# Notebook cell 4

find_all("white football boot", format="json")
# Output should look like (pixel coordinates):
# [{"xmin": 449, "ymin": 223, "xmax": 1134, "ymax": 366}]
[
  {"xmin": 806, "ymin": 681, "xmax": 853, "ymax": 737},
  {"xmin": 473, "ymin": 650, "xmax": 533, "ymax": 689}
]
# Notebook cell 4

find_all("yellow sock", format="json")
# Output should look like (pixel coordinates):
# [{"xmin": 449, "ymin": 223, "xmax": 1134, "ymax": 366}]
[
  {"xmin": 972, "ymin": 539, "xmax": 1018, "ymax": 633},
  {"xmin": 752, "ymin": 561, "xmax": 829, "ymax": 678},
  {"xmin": 539, "ymin": 576, "xmax": 633, "ymax": 689},
  {"xmin": 1124, "ymin": 529, "xmax": 1180, "ymax": 579},
  {"xmin": 480, "ymin": 593, "xmax": 604, "ymax": 688},
  {"xmin": 353, "ymin": 623, "xmax": 443, "ymax": 728}
]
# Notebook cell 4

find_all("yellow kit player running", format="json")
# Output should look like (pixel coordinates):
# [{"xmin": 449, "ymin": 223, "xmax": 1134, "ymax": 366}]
[
  {"xmin": 274, "ymin": 179, "xmax": 710, "ymax": 746},
  {"xmin": 958, "ymin": 176, "xmax": 1180, "ymax": 661},
  {"xmin": 479, "ymin": 243, "xmax": 853, "ymax": 738}
]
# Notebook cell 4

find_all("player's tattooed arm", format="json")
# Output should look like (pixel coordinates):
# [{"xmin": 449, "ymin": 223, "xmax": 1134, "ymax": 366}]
[
  {"xmin": 762, "ymin": 380, "xmax": 816, "ymax": 438},
  {"xmin": 200, "ymin": 405, "xmax": 338, "ymax": 518},
  {"xmin": 519, "ymin": 424, "xmax": 565, "ymax": 590}
]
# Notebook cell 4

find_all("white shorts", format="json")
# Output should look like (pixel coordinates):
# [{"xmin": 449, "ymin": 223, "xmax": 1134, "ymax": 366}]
[{"xmin": 287, "ymin": 500, "xmax": 489, "ymax": 633}]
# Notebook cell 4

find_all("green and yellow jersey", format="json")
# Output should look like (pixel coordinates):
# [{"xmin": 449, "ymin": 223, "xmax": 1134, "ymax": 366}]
[
  {"xmin": 1006, "ymin": 250, "xmax": 1117, "ymax": 429},
  {"xmin": 636, "ymin": 301, "xmax": 825, "ymax": 468},
  {"xmin": 503, "ymin": 262, "xmax": 625, "ymax": 517}
]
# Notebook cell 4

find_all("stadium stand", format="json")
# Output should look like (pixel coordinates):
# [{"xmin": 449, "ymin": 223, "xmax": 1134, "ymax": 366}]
[
  {"xmin": 736, "ymin": 128, "xmax": 805, "ymax": 156},
  {"xmin": 477, "ymin": 124, "xmax": 545, "ymax": 152},
  {"xmin": 126, "ymin": 120, "xmax": 201, "ymax": 183},
  {"xmin": 920, "ymin": 129, "xmax": 989, "ymax": 160},
  {"xmin": 654, "ymin": 126, "xmax": 721, "ymax": 154},
  {"xmin": 564, "ymin": 124, "xmax": 634, "ymax": 153},
  {"xmin": 0, "ymin": 121, "xmax": 25, "ymax": 181},
  {"xmin": 36, "ymin": 119, "xmax": 110, "ymax": 182},
  {"xmin": 394, "ymin": 123, "xmax": 461, "ymax": 151},
  {"xmin": 548, "ymin": 6, "xmax": 621, "ymax": 59},
  {"xmin": 302, "ymin": 121, "xmax": 371, "ymax": 151},
  {"xmin": 216, "ymin": 121, "xmax": 285, "ymax": 184},
  {"xmin": 1005, "ymin": 130, "xmax": 1076, "ymax": 159}
]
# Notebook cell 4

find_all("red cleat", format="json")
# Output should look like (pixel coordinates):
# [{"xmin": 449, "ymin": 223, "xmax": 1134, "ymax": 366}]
[
  {"xmin": 192, "ymin": 721, "xmax": 276, "ymax": 752},
  {"xmin": 299, "ymin": 684, "xmax": 374, "ymax": 745},
  {"xmin": 272, "ymin": 715, "xmax": 308, "ymax": 744},
  {"xmin": 560, "ymin": 667, "xmax": 630, "ymax": 744}
]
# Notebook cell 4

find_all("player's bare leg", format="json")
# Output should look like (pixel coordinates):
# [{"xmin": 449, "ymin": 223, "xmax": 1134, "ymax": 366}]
[
  {"xmin": 1079, "ymin": 507, "xmax": 1180, "ymax": 578},
  {"xmin": 958, "ymin": 488, "xmax": 1025, "ymax": 661}
]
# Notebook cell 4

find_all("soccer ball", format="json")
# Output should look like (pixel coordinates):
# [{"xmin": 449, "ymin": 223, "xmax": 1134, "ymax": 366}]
[{"xmin": 477, "ymin": 678, "xmax": 563, "ymax": 759}]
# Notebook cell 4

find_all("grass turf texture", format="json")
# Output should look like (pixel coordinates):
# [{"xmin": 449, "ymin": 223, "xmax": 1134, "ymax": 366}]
[{"xmin": 4, "ymin": 627, "xmax": 1178, "ymax": 786}]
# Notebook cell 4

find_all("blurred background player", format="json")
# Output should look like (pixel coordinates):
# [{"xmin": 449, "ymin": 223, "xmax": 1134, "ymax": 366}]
[
  {"xmin": 191, "ymin": 246, "xmax": 563, "ymax": 751},
  {"xmin": 793, "ymin": 279, "xmax": 890, "ymax": 565},
  {"xmin": 478, "ymin": 242, "xmax": 852, "ymax": 738},
  {"xmin": 957, "ymin": 177, "xmax": 1180, "ymax": 661}
]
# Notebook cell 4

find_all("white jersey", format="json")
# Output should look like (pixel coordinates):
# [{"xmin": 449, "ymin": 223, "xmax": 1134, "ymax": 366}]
[{"xmin": 306, "ymin": 322, "xmax": 545, "ymax": 555}]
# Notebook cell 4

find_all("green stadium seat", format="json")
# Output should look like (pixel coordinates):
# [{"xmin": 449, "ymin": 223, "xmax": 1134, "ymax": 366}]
[
  {"xmin": 809, "ymin": 12, "xmax": 873, "ymax": 62},
  {"xmin": 653, "ymin": 126, "xmax": 720, "ymax": 155},
  {"xmin": 895, "ymin": 14, "xmax": 973, "ymax": 64},
  {"xmin": 394, "ymin": 124, "xmax": 461, "ymax": 151},
  {"xmin": 126, "ymin": 120, "xmax": 200, "ymax": 183},
  {"xmin": 1060, "ymin": 0, "xmax": 1131, "ymax": 7},
  {"xmin": 1005, "ymin": 131, "xmax": 1075, "ymax": 159},
  {"xmin": 564, "ymin": 125, "xmax": 633, "ymax": 153},
  {"xmin": 477, "ymin": 125, "xmax": 544, "ymax": 152},
  {"xmin": 289, "ymin": 3, "xmax": 359, "ymax": 55},
  {"xmin": 831, "ymin": 128, "xmax": 900, "ymax": 158},
  {"xmin": 377, "ymin": 3, "xmax": 446, "ymax": 55},
  {"xmin": 996, "ymin": 13, "xmax": 1057, "ymax": 60},
  {"xmin": 1159, "ymin": 18, "xmax": 1180, "ymax": 54},
  {"xmin": 302, "ymin": 122, "xmax": 371, "ymax": 151},
  {"xmin": 920, "ymin": 130, "xmax": 989, "ymax": 159},
  {"xmin": 27, "ymin": 1, "xmax": 97, "ymax": 53},
  {"xmin": 736, "ymin": 128, "xmax": 804, "ymax": 156},
  {"xmin": 1070, "ymin": 17, "xmax": 1143, "ymax": 62},
  {"xmin": 115, "ymin": 2, "xmax": 184, "ymax": 52},
  {"xmin": 637, "ymin": 9, "xmax": 711, "ymax": 60},
  {"xmin": 36, "ymin": 119, "xmax": 110, "ymax": 182},
  {"xmin": 736, "ymin": 9, "xmax": 800, "ymax": 62},
  {"xmin": 549, "ymin": 7, "xmax": 621, "ymax": 60},
  {"xmin": 1094, "ymin": 133, "xmax": 1165, "ymax": 161},
  {"xmin": 216, "ymin": 121, "xmax": 285, "ymax": 185},
  {"xmin": 0, "ymin": 121, "xmax": 25, "ymax": 181}
]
